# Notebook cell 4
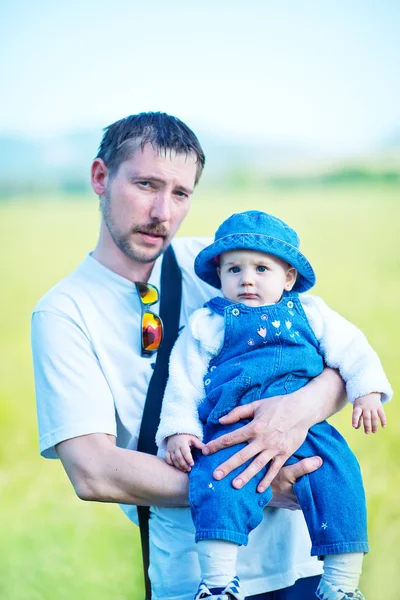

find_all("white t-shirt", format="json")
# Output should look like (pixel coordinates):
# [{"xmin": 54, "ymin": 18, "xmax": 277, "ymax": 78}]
[{"xmin": 31, "ymin": 237, "xmax": 322, "ymax": 599}]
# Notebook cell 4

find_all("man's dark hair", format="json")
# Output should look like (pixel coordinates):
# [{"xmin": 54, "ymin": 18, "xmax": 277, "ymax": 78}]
[{"xmin": 96, "ymin": 112, "xmax": 206, "ymax": 184}]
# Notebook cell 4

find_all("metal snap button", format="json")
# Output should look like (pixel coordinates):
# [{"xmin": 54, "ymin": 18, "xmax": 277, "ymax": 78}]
[
  {"xmin": 210, "ymin": 366, "xmax": 217, "ymax": 372},
  {"xmin": 287, "ymin": 301, "xmax": 294, "ymax": 309},
  {"xmin": 204, "ymin": 378, "xmax": 211, "ymax": 386},
  {"xmin": 232, "ymin": 308, "xmax": 240, "ymax": 316}
]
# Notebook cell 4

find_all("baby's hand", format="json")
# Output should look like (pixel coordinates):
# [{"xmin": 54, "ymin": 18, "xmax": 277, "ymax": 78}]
[
  {"xmin": 166, "ymin": 434, "xmax": 205, "ymax": 472},
  {"xmin": 352, "ymin": 393, "xmax": 387, "ymax": 434}
]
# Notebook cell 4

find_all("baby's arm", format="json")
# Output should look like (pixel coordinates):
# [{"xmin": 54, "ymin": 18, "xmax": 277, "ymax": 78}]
[
  {"xmin": 352, "ymin": 392, "xmax": 387, "ymax": 433},
  {"xmin": 155, "ymin": 309, "xmax": 213, "ymax": 452},
  {"xmin": 302, "ymin": 295, "xmax": 393, "ymax": 433}
]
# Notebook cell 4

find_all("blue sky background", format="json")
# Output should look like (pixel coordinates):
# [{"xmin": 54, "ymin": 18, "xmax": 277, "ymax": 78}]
[{"xmin": 1, "ymin": 0, "xmax": 399, "ymax": 152}]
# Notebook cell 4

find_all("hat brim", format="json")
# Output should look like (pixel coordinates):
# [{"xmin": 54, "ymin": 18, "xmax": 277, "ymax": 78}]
[{"xmin": 194, "ymin": 233, "xmax": 316, "ymax": 293}]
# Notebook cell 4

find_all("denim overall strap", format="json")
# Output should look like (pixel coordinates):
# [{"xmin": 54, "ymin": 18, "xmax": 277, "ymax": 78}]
[{"xmin": 204, "ymin": 295, "xmax": 234, "ymax": 316}]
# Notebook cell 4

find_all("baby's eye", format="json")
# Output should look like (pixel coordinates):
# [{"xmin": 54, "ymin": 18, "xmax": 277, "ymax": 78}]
[
  {"xmin": 229, "ymin": 266, "xmax": 241, "ymax": 273},
  {"xmin": 257, "ymin": 265, "xmax": 267, "ymax": 272}
]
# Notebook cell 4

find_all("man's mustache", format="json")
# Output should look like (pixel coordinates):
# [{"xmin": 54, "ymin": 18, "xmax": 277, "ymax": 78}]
[{"xmin": 132, "ymin": 223, "xmax": 169, "ymax": 238}]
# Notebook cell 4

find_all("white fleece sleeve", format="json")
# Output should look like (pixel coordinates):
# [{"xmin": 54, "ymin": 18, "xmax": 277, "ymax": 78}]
[
  {"xmin": 301, "ymin": 294, "xmax": 393, "ymax": 404},
  {"xmin": 155, "ymin": 311, "xmax": 212, "ymax": 451}
]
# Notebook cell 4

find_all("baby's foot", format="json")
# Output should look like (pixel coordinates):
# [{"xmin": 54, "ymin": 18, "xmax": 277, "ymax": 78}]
[
  {"xmin": 316, "ymin": 579, "xmax": 365, "ymax": 599},
  {"xmin": 194, "ymin": 576, "xmax": 244, "ymax": 600}
]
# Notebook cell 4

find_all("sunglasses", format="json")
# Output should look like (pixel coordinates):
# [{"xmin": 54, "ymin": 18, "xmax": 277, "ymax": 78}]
[{"xmin": 135, "ymin": 282, "xmax": 164, "ymax": 357}]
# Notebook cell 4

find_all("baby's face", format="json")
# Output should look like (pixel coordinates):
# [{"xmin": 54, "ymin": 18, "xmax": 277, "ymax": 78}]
[{"xmin": 218, "ymin": 250, "xmax": 296, "ymax": 306}]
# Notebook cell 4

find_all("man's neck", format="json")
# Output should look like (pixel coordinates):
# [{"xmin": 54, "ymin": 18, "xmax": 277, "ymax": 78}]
[{"xmin": 92, "ymin": 228, "xmax": 155, "ymax": 283}]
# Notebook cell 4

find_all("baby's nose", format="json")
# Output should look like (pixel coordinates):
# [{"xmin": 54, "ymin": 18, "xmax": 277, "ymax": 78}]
[{"xmin": 241, "ymin": 271, "xmax": 255, "ymax": 285}]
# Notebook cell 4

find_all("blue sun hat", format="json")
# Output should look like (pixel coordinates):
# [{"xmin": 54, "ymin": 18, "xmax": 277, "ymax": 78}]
[{"xmin": 194, "ymin": 210, "xmax": 316, "ymax": 292}]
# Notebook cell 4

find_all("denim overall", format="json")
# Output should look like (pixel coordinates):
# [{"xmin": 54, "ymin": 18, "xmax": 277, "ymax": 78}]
[{"xmin": 188, "ymin": 292, "xmax": 369, "ymax": 557}]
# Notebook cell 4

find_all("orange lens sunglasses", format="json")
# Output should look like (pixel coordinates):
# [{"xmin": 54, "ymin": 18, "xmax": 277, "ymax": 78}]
[{"xmin": 135, "ymin": 282, "xmax": 164, "ymax": 357}]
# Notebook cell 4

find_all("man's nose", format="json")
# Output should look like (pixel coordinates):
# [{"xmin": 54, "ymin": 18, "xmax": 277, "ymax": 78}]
[{"xmin": 150, "ymin": 190, "xmax": 171, "ymax": 222}]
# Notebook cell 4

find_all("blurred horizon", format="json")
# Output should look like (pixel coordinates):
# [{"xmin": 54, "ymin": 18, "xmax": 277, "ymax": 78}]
[{"xmin": 1, "ymin": 123, "xmax": 399, "ymax": 196}]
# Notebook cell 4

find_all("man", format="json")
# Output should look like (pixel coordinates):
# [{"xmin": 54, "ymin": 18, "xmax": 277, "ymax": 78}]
[{"xmin": 32, "ymin": 112, "xmax": 346, "ymax": 599}]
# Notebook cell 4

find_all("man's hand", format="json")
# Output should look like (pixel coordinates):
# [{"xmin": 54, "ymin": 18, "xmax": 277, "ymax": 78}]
[
  {"xmin": 201, "ymin": 368, "xmax": 345, "ymax": 492},
  {"xmin": 166, "ymin": 434, "xmax": 205, "ymax": 472},
  {"xmin": 203, "ymin": 396, "xmax": 309, "ymax": 492},
  {"xmin": 269, "ymin": 457, "xmax": 323, "ymax": 510}
]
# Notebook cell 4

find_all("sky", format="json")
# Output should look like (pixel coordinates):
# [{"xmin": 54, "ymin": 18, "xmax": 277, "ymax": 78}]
[{"xmin": 1, "ymin": 0, "xmax": 399, "ymax": 152}]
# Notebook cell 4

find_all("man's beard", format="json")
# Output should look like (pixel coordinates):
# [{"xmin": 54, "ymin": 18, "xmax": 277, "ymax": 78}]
[{"xmin": 101, "ymin": 193, "xmax": 169, "ymax": 264}]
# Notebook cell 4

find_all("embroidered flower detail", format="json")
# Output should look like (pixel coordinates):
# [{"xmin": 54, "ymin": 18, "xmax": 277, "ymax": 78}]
[
  {"xmin": 321, "ymin": 522, "xmax": 328, "ymax": 529},
  {"xmin": 288, "ymin": 310, "xmax": 294, "ymax": 316},
  {"xmin": 204, "ymin": 378, "xmax": 211, "ymax": 386},
  {"xmin": 285, "ymin": 320, "xmax": 292, "ymax": 330},
  {"xmin": 287, "ymin": 301, "xmax": 294, "ymax": 309},
  {"xmin": 272, "ymin": 320, "xmax": 280, "ymax": 328},
  {"xmin": 247, "ymin": 338, "xmax": 255, "ymax": 346},
  {"xmin": 261, "ymin": 314, "xmax": 268, "ymax": 321},
  {"xmin": 232, "ymin": 308, "xmax": 240, "ymax": 317},
  {"xmin": 257, "ymin": 327, "xmax": 267, "ymax": 338},
  {"xmin": 208, "ymin": 482, "xmax": 215, "ymax": 490}
]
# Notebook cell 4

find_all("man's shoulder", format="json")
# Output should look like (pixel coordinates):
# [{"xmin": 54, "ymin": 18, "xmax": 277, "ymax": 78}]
[
  {"xmin": 171, "ymin": 237, "xmax": 218, "ymax": 312},
  {"xmin": 172, "ymin": 236, "xmax": 212, "ymax": 265},
  {"xmin": 33, "ymin": 257, "xmax": 91, "ymax": 318}
]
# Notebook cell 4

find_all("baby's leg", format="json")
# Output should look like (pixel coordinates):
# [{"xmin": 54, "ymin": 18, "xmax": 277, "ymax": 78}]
[
  {"xmin": 190, "ymin": 420, "xmax": 272, "ymax": 599},
  {"xmin": 197, "ymin": 539, "xmax": 238, "ymax": 587},
  {"xmin": 316, "ymin": 553, "xmax": 364, "ymax": 599},
  {"xmin": 287, "ymin": 421, "xmax": 368, "ymax": 599},
  {"xmin": 189, "ymin": 420, "xmax": 272, "ymax": 545},
  {"xmin": 288, "ymin": 421, "xmax": 369, "ymax": 558}
]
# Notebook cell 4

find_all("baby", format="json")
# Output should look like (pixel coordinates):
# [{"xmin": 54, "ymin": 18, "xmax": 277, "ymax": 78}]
[{"xmin": 156, "ymin": 210, "xmax": 392, "ymax": 600}]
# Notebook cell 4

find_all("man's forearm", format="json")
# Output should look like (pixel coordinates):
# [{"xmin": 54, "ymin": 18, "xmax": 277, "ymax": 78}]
[
  {"xmin": 57, "ymin": 434, "xmax": 189, "ymax": 507},
  {"xmin": 288, "ymin": 367, "xmax": 347, "ymax": 430},
  {"xmin": 99, "ymin": 447, "xmax": 190, "ymax": 506}
]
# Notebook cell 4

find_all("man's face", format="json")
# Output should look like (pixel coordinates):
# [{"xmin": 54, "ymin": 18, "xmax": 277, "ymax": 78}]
[
  {"xmin": 218, "ymin": 250, "xmax": 296, "ymax": 306},
  {"xmin": 99, "ymin": 144, "xmax": 197, "ymax": 264}
]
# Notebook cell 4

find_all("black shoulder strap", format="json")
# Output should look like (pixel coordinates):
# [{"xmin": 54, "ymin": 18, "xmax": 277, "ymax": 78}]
[{"xmin": 137, "ymin": 244, "xmax": 182, "ymax": 600}]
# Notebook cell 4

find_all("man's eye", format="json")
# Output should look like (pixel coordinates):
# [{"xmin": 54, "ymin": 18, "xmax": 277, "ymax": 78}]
[
  {"xmin": 175, "ymin": 191, "xmax": 188, "ymax": 199},
  {"xmin": 257, "ymin": 266, "xmax": 267, "ymax": 272},
  {"xmin": 138, "ymin": 181, "xmax": 152, "ymax": 188}
]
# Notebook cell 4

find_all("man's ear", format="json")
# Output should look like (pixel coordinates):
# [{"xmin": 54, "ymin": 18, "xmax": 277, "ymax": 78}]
[
  {"xmin": 285, "ymin": 268, "xmax": 297, "ymax": 290},
  {"xmin": 91, "ymin": 158, "xmax": 109, "ymax": 196}
]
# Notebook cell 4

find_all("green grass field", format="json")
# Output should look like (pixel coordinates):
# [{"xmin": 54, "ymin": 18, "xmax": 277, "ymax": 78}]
[{"xmin": 0, "ymin": 184, "xmax": 399, "ymax": 599}]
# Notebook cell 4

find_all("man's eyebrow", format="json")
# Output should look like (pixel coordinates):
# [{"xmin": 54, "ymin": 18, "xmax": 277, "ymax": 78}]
[{"xmin": 130, "ymin": 174, "xmax": 193, "ymax": 195}]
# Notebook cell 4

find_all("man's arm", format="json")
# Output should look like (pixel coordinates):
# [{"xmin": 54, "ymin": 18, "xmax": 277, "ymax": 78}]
[
  {"xmin": 204, "ymin": 367, "xmax": 346, "ymax": 492},
  {"xmin": 56, "ymin": 433, "xmax": 189, "ymax": 506},
  {"xmin": 32, "ymin": 310, "xmax": 188, "ymax": 506},
  {"xmin": 56, "ymin": 431, "xmax": 322, "ymax": 510},
  {"xmin": 34, "ymin": 307, "xmax": 335, "ymax": 508}
]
